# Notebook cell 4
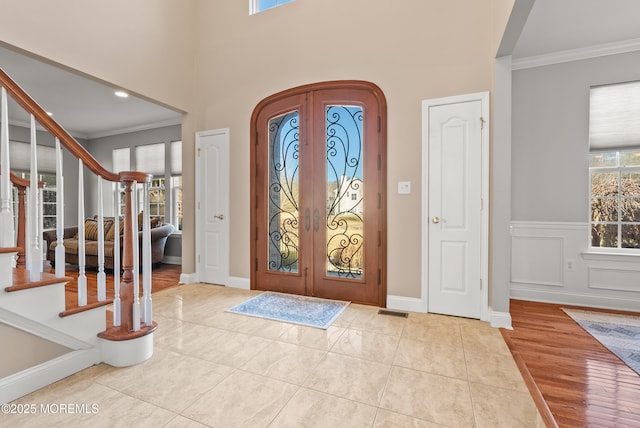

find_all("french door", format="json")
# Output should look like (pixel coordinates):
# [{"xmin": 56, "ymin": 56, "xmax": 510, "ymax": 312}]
[{"xmin": 250, "ymin": 81, "xmax": 387, "ymax": 306}]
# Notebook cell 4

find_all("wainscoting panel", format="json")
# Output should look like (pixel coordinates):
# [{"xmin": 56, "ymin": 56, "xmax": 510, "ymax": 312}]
[
  {"xmin": 511, "ymin": 235, "xmax": 564, "ymax": 286},
  {"xmin": 510, "ymin": 222, "xmax": 640, "ymax": 311}
]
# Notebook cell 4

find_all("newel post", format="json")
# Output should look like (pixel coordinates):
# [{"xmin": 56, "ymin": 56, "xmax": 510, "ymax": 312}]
[{"xmin": 118, "ymin": 172, "xmax": 151, "ymax": 332}]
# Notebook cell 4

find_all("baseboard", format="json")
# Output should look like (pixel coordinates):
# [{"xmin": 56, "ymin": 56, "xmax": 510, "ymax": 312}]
[
  {"xmin": 162, "ymin": 256, "xmax": 181, "ymax": 265},
  {"xmin": 179, "ymin": 272, "xmax": 198, "ymax": 284},
  {"xmin": 0, "ymin": 348, "xmax": 99, "ymax": 404},
  {"xmin": 226, "ymin": 277, "xmax": 250, "ymax": 290},
  {"xmin": 386, "ymin": 295, "xmax": 426, "ymax": 313},
  {"xmin": 490, "ymin": 310, "xmax": 513, "ymax": 329},
  {"xmin": 510, "ymin": 287, "xmax": 640, "ymax": 313}
]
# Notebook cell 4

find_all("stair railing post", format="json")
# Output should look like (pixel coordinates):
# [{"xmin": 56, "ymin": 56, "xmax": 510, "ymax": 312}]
[
  {"xmin": 131, "ymin": 181, "xmax": 140, "ymax": 331},
  {"xmin": 54, "ymin": 138, "xmax": 65, "ymax": 277},
  {"xmin": 15, "ymin": 184, "xmax": 26, "ymax": 267},
  {"xmin": 0, "ymin": 87, "xmax": 15, "ymax": 248},
  {"xmin": 142, "ymin": 181, "xmax": 152, "ymax": 325},
  {"xmin": 28, "ymin": 115, "xmax": 41, "ymax": 281},
  {"xmin": 120, "ymin": 176, "xmax": 135, "ymax": 331},
  {"xmin": 112, "ymin": 182, "xmax": 121, "ymax": 327},
  {"xmin": 97, "ymin": 176, "xmax": 106, "ymax": 301},
  {"xmin": 77, "ymin": 159, "xmax": 87, "ymax": 306}
]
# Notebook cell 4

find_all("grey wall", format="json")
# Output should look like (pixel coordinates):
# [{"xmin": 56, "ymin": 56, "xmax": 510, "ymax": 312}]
[{"xmin": 512, "ymin": 51, "xmax": 640, "ymax": 222}]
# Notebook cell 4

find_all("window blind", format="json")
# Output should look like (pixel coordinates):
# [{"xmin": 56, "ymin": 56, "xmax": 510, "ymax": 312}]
[
  {"xmin": 112, "ymin": 147, "xmax": 130, "ymax": 172},
  {"xmin": 589, "ymin": 80, "xmax": 640, "ymax": 152},
  {"xmin": 171, "ymin": 141, "xmax": 182, "ymax": 176},
  {"xmin": 135, "ymin": 143, "xmax": 165, "ymax": 176},
  {"xmin": 9, "ymin": 141, "xmax": 56, "ymax": 174}
]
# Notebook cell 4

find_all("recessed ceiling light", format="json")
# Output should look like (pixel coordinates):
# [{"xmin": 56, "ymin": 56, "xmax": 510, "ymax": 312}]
[{"xmin": 114, "ymin": 91, "xmax": 129, "ymax": 98}]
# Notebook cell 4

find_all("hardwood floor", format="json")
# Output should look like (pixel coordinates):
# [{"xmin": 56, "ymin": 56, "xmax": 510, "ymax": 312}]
[
  {"xmin": 43, "ymin": 262, "xmax": 181, "ymax": 312},
  {"xmin": 502, "ymin": 299, "xmax": 640, "ymax": 428}
]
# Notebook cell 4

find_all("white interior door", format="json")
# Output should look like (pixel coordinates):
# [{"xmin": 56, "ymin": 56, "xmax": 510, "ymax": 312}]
[
  {"xmin": 196, "ymin": 129, "xmax": 229, "ymax": 285},
  {"xmin": 425, "ymin": 96, "xmax": 486, "ymax": 319}
]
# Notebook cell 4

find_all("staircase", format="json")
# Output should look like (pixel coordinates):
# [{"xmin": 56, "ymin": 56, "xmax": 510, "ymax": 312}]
[{"xmin": 0, "ymin": 68, "xmax": 157, "ymax": 404}]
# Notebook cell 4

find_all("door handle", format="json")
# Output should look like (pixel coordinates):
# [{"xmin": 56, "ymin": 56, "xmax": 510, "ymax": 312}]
[
  {"xmin": 314, "ymin": 208, "xmax": 320, "ymax": 232},
  {"xmin": 432, "ymin": 216, "xmax": 441, "ymax": 224},
  {"xmin": 214, "ymin": 214, "xmax": 225, "ymax": 220},
  {"xmin": 305, "ymin": 208, "xmax": 310, "ymax": 231}
]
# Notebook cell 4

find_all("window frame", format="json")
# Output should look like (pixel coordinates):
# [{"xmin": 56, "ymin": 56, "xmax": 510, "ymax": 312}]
[
  {"xmin": 250, "ymin": 0, "xmax": 294, "ymax": 15},
  {"xmin": 589, "ymin": 150, "xmax": 640, "ymax": 252}
]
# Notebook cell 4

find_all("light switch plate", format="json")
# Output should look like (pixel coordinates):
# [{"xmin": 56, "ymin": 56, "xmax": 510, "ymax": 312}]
[{"xmin": 398, "ymin": 181, "xmax": 411, "ymax": 194}]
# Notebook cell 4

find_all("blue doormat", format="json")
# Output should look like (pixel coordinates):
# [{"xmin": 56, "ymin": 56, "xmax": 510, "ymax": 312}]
[
  {"xmin": 228, "ymin": 292, "xmax": 349, "ymax": 329},
  {"xmin": 563, "ymin": 308, "xmax": 640, "ymax": 376}
]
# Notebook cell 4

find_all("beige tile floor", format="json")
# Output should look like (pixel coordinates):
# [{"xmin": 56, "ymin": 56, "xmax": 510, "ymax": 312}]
[{"xmin": 4, "ymin": 284, "xmax": 545, "ymax": 427}]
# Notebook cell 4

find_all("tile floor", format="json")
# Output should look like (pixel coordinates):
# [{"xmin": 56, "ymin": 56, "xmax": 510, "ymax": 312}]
[{"xmin": 5, "ymin": 284, "xmax": 544, "ymax": 427}]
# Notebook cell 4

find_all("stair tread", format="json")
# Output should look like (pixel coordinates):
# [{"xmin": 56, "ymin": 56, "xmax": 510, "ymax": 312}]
[
  {"xmin": 60, "ymin": 298, "xmax": 113, "ymax": 317},
  {"xmin": 6, "ymin": 269, "xmax": 72, "ymax": 292},
  {"xmin": 98, "ymin": 321, "xmax": 157, "ymax": 341}
]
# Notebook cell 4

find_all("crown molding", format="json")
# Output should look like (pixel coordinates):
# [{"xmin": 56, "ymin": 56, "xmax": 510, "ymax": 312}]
[
  {"xmin": 512, "ymin": 37, "xmax": 640, "ymax": 70},
  {"xmin": 8, "ymin": 117, "xmax": 182, "ymax": 141},
  {"xmin": 86, "ymin": 117, "xmax": 182, "ymax": 140}
]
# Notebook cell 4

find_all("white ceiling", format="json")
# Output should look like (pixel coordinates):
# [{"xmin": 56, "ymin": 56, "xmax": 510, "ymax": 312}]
[
  {"xmin": 512, "ymin": 0, "xmax": 640, "ymax": 59},
  {"xmin": 0, "ymin": 45, "xmax": 181, "ymax": 140},
  {"xmin": 1, "ymin": 0, "xmax": 639, "ymax": 141}
]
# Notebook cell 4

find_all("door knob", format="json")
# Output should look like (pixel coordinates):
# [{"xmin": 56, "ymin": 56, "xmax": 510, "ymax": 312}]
[
  {"xmin": 432, "ymin": 216, "xmax": 441, "ymax": 224},
  {"xmin": 214, "ymin": 214, "xmax": 225, "ymax": 220}
]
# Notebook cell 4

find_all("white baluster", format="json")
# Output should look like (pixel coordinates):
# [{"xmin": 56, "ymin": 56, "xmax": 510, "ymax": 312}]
[
  {"xmin": 97, "ymin": 176, "xmax": 106, "ymax": 301},
  {"xmin": 0, "ymin": 87, "xmax": 15, "ymax": 248},
  {"xmin": 77, "ymin": 159, "xmax": 87, "ymax": 306},
  {"xmin": 142, "ymin": 181, "xmax": 152, "ymax": 325},
  {"xmin": 28, "ymin": 115, "xmax": 41, "ymax": 281},
  {"xmin": 54, "ymin": 138, "xmax": 65, "ymax": 277},
  {"xmin": 131, "ymin": 181, "xmax": 140, "ymax": 331},
  {"xmin": 113, "ymin": 182, "xmax": 121, "ymax": 327}
]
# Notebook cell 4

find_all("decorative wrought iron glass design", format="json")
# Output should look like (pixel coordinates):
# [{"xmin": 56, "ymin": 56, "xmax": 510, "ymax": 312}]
[
  {"xmin": 268, "ymin": 111, "xmax": 300, "ymax": 272},
  {"xmin": 326, "ymin": 105, "xmax": 364, "ymax": 279}
]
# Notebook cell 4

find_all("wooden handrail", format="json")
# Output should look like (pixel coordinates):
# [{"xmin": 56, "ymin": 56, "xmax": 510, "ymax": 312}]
[{"xmin": 0, "ymin": 67, "xmax": 119, "ymax": 182}]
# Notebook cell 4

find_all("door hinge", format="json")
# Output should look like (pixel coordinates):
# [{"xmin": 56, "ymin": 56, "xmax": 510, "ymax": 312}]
[
  {"xmin": 378, "ymin": 193, "xmax": 382, "ymax": 209},
  {"xmin": 378, "ymin": 116, "xmax": 381, "ymax": 132},
  {"xmin": 480, "ymin": 198, "xmax": 483, "ymax": 210},
  {"xmin": 255, "ymin": 226, "xmax": 258, "ymax": 241},
  {"xmin": 197, "ymin": 147, "xmax": 201, "ymax": 157},
  {"xmin": 197, "ymin": 201, "xmax": 200, "ymax": 210},
  {"xmin": 480, "ymin": 279, "xmax": 483, "ymax": 290},
  {"xmin": 255, "ymin": 194, "xmax": 258, "ymax": 209},
  {"xmin": 255, "ymin": 258, "xmax": 258, "ymax": 271},
  {"xmin": 378, "ymin": 268, "xmax": 381, "ymax": 286},
  {"xmin": 197, "ymin": 254, "xmax": 200, "ymax": 264},
  {"xmin": 378, "ymin": 154, "xmax": 381, "ymax": 171},
  {"xmin": 378, "ymin": 230, "xmax": 381, "ymax": 247},
  {"xmin": 480, "ymin": 117, "xmax": 485, "ymax": 130}
]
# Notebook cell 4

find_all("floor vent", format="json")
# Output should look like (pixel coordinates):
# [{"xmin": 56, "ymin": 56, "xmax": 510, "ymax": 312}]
[{"xmin": 378, "ymin": 309, "xmax": 409, "ymax": 318}]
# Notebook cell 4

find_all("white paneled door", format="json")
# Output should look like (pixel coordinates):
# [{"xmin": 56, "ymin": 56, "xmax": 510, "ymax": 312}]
[
  {"xmin": 425, "ymin": 96, "xmax": 486, "ymax": 319},
  {"xmin": 196, "ymin": 129, "xmax": 230, "ymax": 285}
]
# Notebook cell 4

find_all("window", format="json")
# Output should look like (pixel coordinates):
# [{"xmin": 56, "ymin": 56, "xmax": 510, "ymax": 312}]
[
  {"xmin": 9, "ymin": 141, "xmax": 58, "ymax": 230},
  {"xmin": 250, "ymin": 0, "xmax": 293, "ymax": 14},
  {"xmin": 589, "ymin": 81, "xmax": 640, "ymax": 250},
  {"xmin": 112, "ymin": 140, "xmax": 182, "ymax": 231}
]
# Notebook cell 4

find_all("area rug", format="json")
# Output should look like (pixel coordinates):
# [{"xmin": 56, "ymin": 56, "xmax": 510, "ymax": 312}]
[
  {"xmin": 562, "ymin": 308, "xmax": 640, "ymax": 376},
  {"xmin": 227, "ymin": 292, "xmax": 349, "ymax": 329}
]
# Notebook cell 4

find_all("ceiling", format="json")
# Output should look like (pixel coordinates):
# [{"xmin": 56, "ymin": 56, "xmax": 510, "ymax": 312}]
[
  {"xmin": 511, "ymin": 0, "xmax": 640, "ymax": 59},
  {"xmin": 0, "ymin": 45, "xmax": 181, "ymax": 140},
  {"xmin": 1, "ymin": 0, "xmax": 639, "ymax": 141}
]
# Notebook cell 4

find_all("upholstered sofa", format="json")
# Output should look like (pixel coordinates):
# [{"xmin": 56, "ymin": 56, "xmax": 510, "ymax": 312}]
[{"xmin": 43, "ymin": 216, "xmax": 175, "ymax": 270}]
